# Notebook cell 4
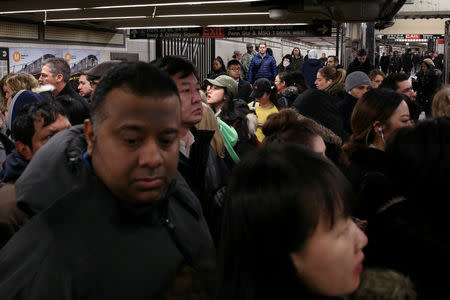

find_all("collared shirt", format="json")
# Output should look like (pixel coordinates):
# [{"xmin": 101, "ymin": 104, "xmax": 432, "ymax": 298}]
[{"xmin": 179, "ymin": 130, "xmax": 195, "ymax": 158}]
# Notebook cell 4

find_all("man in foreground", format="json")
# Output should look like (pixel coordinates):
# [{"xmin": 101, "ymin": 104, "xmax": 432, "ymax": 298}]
[{"xmin": 0, "ymin": 62, "xmax": 214, "ymax": 299}]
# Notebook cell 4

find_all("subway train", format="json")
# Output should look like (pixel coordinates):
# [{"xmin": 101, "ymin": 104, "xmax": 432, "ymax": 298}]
[
  {"xmin": 21, "ymin": 53, "xmax": 55, "ymax": 75},
  {"xmin": 70, "ymin": 54, "xmax": 98, "ymax": 74}
]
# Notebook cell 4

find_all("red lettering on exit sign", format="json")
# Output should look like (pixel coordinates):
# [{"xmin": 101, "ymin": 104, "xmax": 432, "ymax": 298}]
[
  {"xmin": 202, "ymin": 27, "xmax": 224, "ymax": 38},
  {"xmin": 405, "ymin": 34, "xmax": 420, "ymax": 39}
]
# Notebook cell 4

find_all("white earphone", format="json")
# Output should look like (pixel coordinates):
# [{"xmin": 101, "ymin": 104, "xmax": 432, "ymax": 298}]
[{"xmin": 378, "ymin": 127, "xmax": 385, "ymax": 142}]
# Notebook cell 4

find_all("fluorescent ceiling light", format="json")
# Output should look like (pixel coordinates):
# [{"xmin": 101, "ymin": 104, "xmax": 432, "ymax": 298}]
[
  {"xmin": 0, "ymin": 8, "xmax": 81, "ymax": 15},
  {"xmin": 156, "ymin": 12, "xmax": 269, "ymax": 17},
  {"xmin": 47, "ymin": 16, "xmax": 147, "ymax": 22},
  {"xmin": 92, "ymin": 0, "xmax": 262, "ymax": 9},
  {"xmin": 207, "ymin": 23, "xmax": 310, "ymax": 27},
  {"xmin": 117, "ymin": 23, "xmax": 311, "ymax": 30},
  {"xmin": 117, "ymin": 25, "xmax": 202, "ymax": 30}
]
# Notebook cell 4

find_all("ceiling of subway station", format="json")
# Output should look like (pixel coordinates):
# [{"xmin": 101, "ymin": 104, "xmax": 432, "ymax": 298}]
[{"xmin": 0, "ymin": 0, "xmax": 406, "ymax": 47}]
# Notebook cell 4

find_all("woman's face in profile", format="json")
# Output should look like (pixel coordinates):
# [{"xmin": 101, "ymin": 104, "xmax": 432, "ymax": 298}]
[
  {"xmin": 290, "ymin": 214, "xmax": 368, "ymax": 297},
  {"xmin": 213, "ymin": 60, "xmax": 222, "ymax": 71}
]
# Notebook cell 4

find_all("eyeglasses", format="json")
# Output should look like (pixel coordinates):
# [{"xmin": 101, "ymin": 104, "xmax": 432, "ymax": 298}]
[
  {"xmin": 89, "ymin": 80, "xmax": 100, "ymax": 86},
  {"xmin": 352, "ymin": 217, "xmax": 368, "ymax": 232}
]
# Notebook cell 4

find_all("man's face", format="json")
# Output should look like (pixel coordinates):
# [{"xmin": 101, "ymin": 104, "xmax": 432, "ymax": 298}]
[
  {"xmin": 85, "ymin": 87, "xmax": 180, "ymax": 205},
  {"xmin": 78, "ymin": 75, "xmax": 93, "ymax": 98},
  {"xmin": 396, "ymin": 80, "xmax": 416, "ymax": 100},
  {"xmin": 32, "ymin": 113, "xmax": 71, "ymax": 155},
  {"xmin": 227, "ymin": 64, "xmax": 241, "ymax": 80},
  {"xmin": 259, "ymin": 44, "xmax": 267, "ymax": 56},
  {"xmin": 327, "ymin": 57, "xmax": 337, "ymax": 68},
  {"xmin": 357, "ymin": 56, "xmax": 366, "ymax": 64},
  {"xmin": 78, "ymin": 75, "xmax": 92, "ymax": 98},
  {"xmin": 39, "ymin": 65, "xmax": 59, "ymax": 86},
  {"xmin": 247, "ymin": 46, "xmax": 253, "ymax": 54},
  {"xmin": 171, "ymin": 72, "xmax": 203, "ymax": 128},
  {"xmin": 349, "ymin": 85, "xmax": 370, "ymax": 99}
]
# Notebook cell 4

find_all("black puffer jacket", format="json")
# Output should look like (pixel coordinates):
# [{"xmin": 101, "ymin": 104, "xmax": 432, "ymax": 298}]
[{"xmin": 415, "ymin": 68, "xmax": 442, "ymax": 115}]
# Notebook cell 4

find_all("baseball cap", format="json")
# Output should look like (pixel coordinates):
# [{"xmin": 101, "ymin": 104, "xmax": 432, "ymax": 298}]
[
  {"xmin": 204, "ymin": 75, "xmax": 238, "ymax": 99},
  {"xmin": 246, "ymin": 43, "xmax": 253, "ymax": 48},
  {"xmin": 85, "ymin": 60, "xmax": 122, "ymax": 79},
  {"xmin": 233, "ymin": 50, "xmax": 242, "ymax": 56},
  {"xmin": 250, "ymin": 78, "xmax": 272, "ymax": 99}
]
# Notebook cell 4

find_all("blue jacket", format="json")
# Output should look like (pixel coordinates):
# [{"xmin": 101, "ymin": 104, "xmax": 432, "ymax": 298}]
[
  {"xmin": 247, "ymin": 53, "xmax": 278, "ymax": 84},
  {"xmin": 300, "ymin": 58, "xmax": 323, "ymax": 89},
  {"xmin": 0, "ymin": 150, "xmax": 28, "ymax": 184}
]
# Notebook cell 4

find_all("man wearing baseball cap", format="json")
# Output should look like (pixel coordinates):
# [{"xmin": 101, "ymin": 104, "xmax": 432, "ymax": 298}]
[
  {"xmin": 338, "ymin": 71, "xmax": 371, "ymax": 134},
  {"xmin": 241, "ymin": 43, "xmax": 255, "ymax": 80}
]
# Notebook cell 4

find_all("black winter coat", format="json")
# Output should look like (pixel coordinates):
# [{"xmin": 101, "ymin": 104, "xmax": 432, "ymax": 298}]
[
  {"xmin": 347, "ymin": 57, "xmax": 374, "ymax": 75},
  {"xmin": 293, "ymin": 89, "xmax": 348, "ymax": 142},
  {"xmin": 1, "ymin": 126, "xmax": 215, "ymax": 300}
]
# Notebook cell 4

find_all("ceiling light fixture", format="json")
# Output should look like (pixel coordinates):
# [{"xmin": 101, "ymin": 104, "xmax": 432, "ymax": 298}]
[
  {"xmin": 0, "ymin": 8, "xmax": 81, "ymax": 15},
  {"xmin": 117, "ymin": 23, "xmax": 310, "ymax": 30},
  {"xmin": 47, "ymin": 16, "xmax": 147, "ymax": 22},
  {"xmin": 117, "ymin": 25, "xmax": 202, "ymax": 30},
  {"xmin": 92, "ymin": 0, "xmax": 263, "ymax": 9},
  {"xmin": 206, "ymin": 23, "xmax": 309, "ymax": 27},
  {"xmin": 156, "ymin": 12, "xmax": 268, "ymax": 18}
]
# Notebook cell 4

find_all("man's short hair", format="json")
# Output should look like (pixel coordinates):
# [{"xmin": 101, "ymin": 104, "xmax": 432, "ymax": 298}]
[
  {"xmin": 258, "ymin": 41, "xmax": 267, "ymax": 47},
  {"xmin": 357, "ymin": 49, "xmax": 367, "ymax": 57},
  {"xmin": 379, "ymin": 73, "xmax": 409, "ymax": 91},
  {"xmin": 151, "ymin": 56, "xmax": 198, "ymax": 80},
  {"xmin": 227, "ymin": 59, "xmax": 241, "ymax": 69},
  {"xmin": 12, "ymin": 101, "xmax": 66, "ymax": 149},
  {"xmin": 42, "ymin": 57, "xmax": 71, "ymax": 83},
  {"xmin": 54, "ymin": 94, "xmax": 88, "ymax": 126},
  {"xmin": 327, "ymin": 55, "xmax": 339, "ymax": 63},
  {"xmin": 91, "ymin": 61, "xmax": 180, "ymax": 126}
]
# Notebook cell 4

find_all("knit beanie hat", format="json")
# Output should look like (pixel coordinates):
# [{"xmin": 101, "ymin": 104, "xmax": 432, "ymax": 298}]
[
  {"xmin": 345, "ymin": 71, "xmax": 371, "ymax": 92},
  {"xmin": 422, "ymin": 58, "xmax": 435, "ymax": 68},
  {"xmin": 7, "ymin": 90, "xmax": 43, "ymax": 131}
]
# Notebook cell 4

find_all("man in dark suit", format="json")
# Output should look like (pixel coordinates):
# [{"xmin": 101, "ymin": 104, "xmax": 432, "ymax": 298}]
[
  {"xmin": 38, "ymin": 57, "xmax": 90, "ymax": 120},
  {"xmin": 227, "ymin": 59, "xmax": 252, "ymax": 103}
]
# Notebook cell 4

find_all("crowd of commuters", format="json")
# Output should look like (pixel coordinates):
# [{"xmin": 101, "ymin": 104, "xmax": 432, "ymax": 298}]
[{"xmin": 0, "ymin": 41, "xmax": 449, "ymax": 299}]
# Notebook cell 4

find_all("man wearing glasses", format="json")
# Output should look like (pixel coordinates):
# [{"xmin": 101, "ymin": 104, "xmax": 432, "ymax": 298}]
[{"xmin": 227, "ymin": 59, "xmax": 252, "ymax": 103}]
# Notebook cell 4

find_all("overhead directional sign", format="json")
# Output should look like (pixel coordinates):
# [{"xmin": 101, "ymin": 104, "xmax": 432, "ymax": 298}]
[{"xmin": 130, "ymin": 20, "xmax": 332, "ymax": 39}]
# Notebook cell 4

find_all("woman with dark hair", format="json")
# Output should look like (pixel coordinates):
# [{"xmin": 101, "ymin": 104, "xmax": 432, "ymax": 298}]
[
  {"xmin": 342, "ymin": 88, "xmax": 412, "ymax": 221},
  {"xmin": 218, "ymin": 143, "xmax": 368, "ymax": 300},
  {"xmin": 248, "ymin": 78, "xmax": 280, "ymax": 143},
  {"xmin": 365, "ymin": 118, "xmax": 450, "ymax": 299},
  {"xmin": 204, "ymin": 75, "xmax": 256, "ymax": 166},
  {"xmin": 291, "ymin": 47, "xmax": 304, "ymax": 70},
  {"xmin": 279, "ymin": 71, "xmax": 308, "ymax": 107},
  {"xmin": 206, "ymin": 56, "xmax": 227, "ymax": 79},
  {"xmin": 262, "ymin": 108, "xmax": 326, "ymax": 156},
  {"xmin": 277, "ymin": 54, "xmax": 294, "ymax": 73},
  {"xmin": 415, "ymin": 58, "xmax": 442, "ymax": 116}
]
